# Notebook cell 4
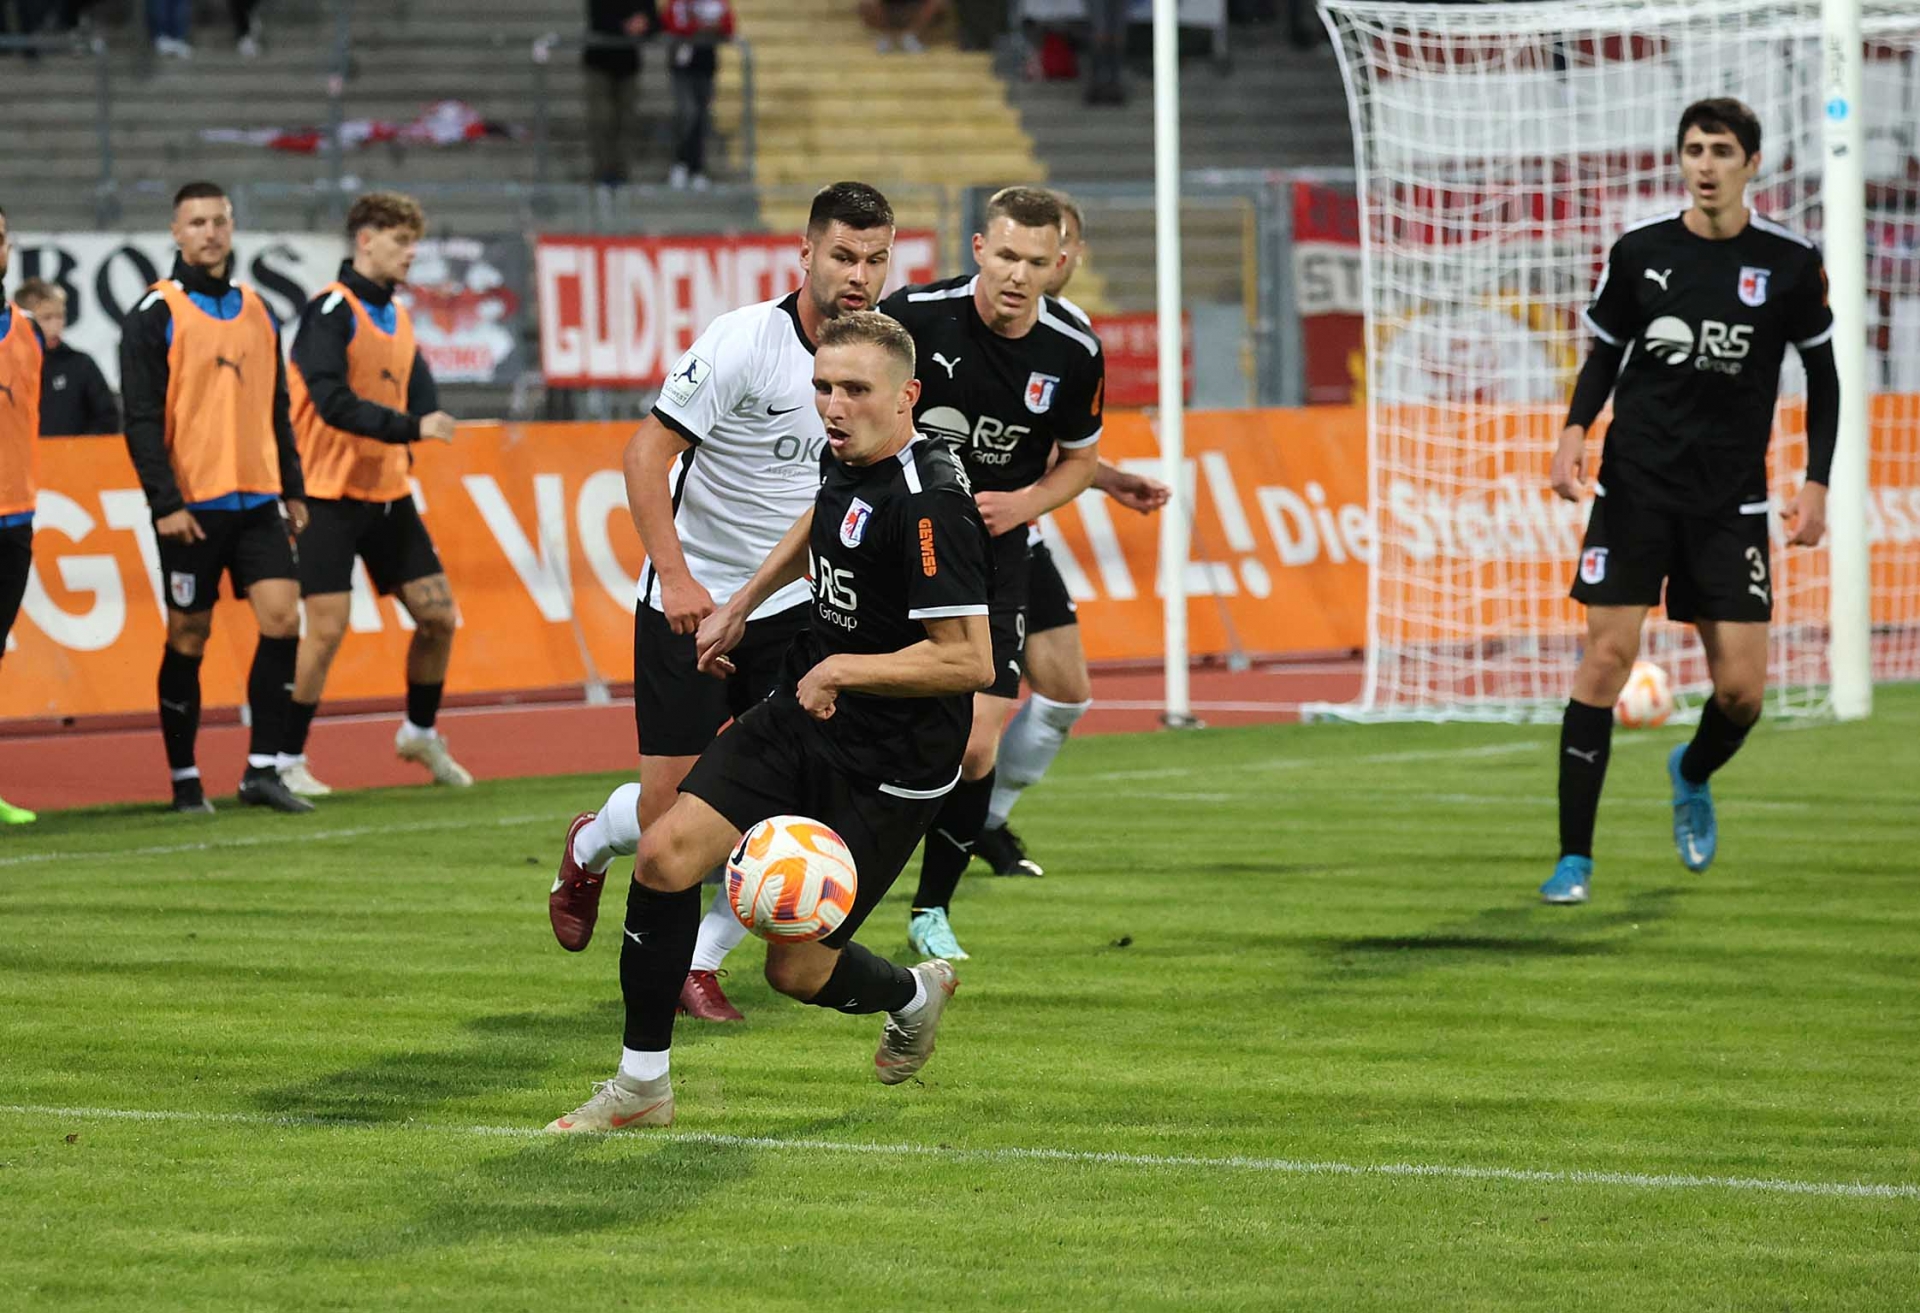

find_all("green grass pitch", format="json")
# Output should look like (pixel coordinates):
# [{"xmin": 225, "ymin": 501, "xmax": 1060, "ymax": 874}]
[{"xmin": 4, "ymin": 689, "xmax": 1918, "ymax": 1311}]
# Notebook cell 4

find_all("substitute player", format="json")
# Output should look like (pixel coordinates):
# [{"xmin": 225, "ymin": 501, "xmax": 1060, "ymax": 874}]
[
  {"xmin": 546, "ymin": 181, "xmax": 898, "ymax": 1027},
  {"xmin": 121, "ymin": 181, "xmax": 314, "ymax": 815},
  {"xmin": 543, "ymin": 312, "xmax": 993, "ymax": 1130},
  {"xmin": 976, "ymin": 190, "xmax": 1171, "ymax": 878},
  {"xmin": 1542, "ymin": 98, "xmax": 1837, "ymax": 904},
  {"xmin": 877, "ymin": 185, "xmax": 1105, "ymax": 960},
  {"xmin": 279, "ymin": 191, "xmax": 469, "ymax": 796},
  {"xmin": 0, "ymin": 204, "xmax": 46, "ymax": 824}
]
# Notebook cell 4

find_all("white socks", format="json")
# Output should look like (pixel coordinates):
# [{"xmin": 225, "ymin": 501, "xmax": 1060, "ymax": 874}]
[
  {"xmin": 986, "ymin": 693, "xmax": 1091, "ymax": 828},
  {"xmin": 572, "ymin": 781, "xmax": 644, "ymax": 873},
  {"xmin": 690, "ymin": 884, "xmax": 750, "ymax": 972},
  {"xmin": 892, "ymin": 970, "xmax": 929, "ymax": 1019},
  {"xmin": 619, "ymin": 1047, "xmax": 669, "ymax": 1084}
]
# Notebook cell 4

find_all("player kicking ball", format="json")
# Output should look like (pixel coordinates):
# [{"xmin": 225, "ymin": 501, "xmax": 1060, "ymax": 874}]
[
  {"xmin": 544, "ymin": 312, "xmax": 994, "ymax": 1130},
  {"xmin": 1543, "ymin": 98, "xmax": 1837, "ymax": 904}
]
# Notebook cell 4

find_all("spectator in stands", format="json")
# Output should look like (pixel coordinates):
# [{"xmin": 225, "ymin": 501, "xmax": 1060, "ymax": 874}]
[
  {"xmin": 148, "ymin": 0, "xmax": 191, "ymax": 59},
  {"xmin": 860, "ymin": 0, "xmax": 949, "ymax": 54},
  {"xmin": 660, "ymin": 0, "xmax": 733, "ymax": 191},
  {"xmin": 585, "ymin": 0, "xmax": 659, "ymax": 186},
  {"xmin": 1084, "ymin": 0, "xmax": 1126, "ymax": 104},
  {"xmin": 232, "ymin": 0, "xmax": 263, "ymax": 58},
  {"xmin": 14, "ymin": 280, "xmax": 118, "ymax": 436}
]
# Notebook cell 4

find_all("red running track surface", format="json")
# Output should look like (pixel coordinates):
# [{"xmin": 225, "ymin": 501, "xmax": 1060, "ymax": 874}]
[{"xmin": 0, "ymin": 662, "xmax": 1362, "ymax": 813}]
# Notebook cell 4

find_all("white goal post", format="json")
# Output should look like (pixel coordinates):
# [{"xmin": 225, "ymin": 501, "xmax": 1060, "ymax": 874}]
[{"xmin": 1310, "ymin": 0, "xmax": 1920, "ymax": 723}]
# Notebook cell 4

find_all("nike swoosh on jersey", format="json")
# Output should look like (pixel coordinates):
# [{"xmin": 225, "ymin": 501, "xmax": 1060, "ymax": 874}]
[{"xmin": 766, "ymin": 403, "xmax": 804, "ymax": 416}]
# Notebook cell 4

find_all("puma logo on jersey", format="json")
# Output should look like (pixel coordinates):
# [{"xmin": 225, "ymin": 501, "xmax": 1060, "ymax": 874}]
[
  {"xmin": 215, "ymin": 354, "xmax": 246, "ymax": 382},
  {"xmin": 0, "ymin": 381, "xmax": 13, "ymax": 407},
  {"xmin": 1644, "ymin": 268, "xmax": 1672, "ymax": 290},
  {"xmin": 379, "ymin": 367, "xmax": 402, "ymax": 393},
  {"xmin": 1565, "ymin": 747, "xmax": 1599, "ymax": 764},
  {"xmin": 1749, "ymin": 582, "xmax": 1771, "ymax": 606},
  {"xmin": 932, "ymin": 352, "xmax": 961, "ymax": 378}
]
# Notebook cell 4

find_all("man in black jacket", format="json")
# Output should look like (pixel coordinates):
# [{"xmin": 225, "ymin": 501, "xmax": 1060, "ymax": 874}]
[
  {"xmin": 585, "ymin": 0, "xmax": 658, "ymax": 185},
  {"xmin": 14, "ymin": 279, "xmax": 118, "ymax": 437}
]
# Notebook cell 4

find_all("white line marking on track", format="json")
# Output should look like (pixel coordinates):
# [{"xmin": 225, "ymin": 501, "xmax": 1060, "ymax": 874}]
[
  {"xmin": 0, "ymin": 812, "xmax": 555, "ymax": 869},
  {"xmin": 1, "ymin": 1103, "xmax": 1912, "ymax": 1201}
]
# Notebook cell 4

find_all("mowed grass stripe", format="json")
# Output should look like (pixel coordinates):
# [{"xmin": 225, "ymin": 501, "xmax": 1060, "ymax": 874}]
[{"xmin": 6, "ymin": 1103, "xmax": 1916, "ymax": 1201}]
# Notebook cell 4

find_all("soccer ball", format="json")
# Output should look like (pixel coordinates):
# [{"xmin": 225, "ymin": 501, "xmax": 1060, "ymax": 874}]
[
  {"xmin": 1614, "ymin": 661, "xmax": 1675, "ymax": 728},
  {"xmin": 725, "ymin": 815, "xmax": 859, "ymax": 943}
]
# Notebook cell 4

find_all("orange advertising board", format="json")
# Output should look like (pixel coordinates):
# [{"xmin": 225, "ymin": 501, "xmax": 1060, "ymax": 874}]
[
  {"xmin": 1, "ymin": 414, "xmax": 1376, "ymax": 721},
  {"xmin": 9, "ymin": 407, "xmax": 1917, "ymax": 722}
]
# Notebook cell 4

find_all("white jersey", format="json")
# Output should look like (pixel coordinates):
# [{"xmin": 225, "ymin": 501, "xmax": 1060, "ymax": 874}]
[{"xmin": 647, "ymin": 291, "xmax": 822, "ymax": 619}]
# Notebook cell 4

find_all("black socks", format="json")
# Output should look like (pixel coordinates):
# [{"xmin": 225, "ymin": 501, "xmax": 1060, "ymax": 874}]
[{"xmin": 1557, "ymin": 699, "xmax": 1614, "ymax": 860}]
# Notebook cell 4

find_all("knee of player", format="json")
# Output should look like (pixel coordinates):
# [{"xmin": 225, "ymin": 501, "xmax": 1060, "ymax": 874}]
[
  {"xmin": 257, "ymin": 607, "xmax": 301, "ymax": 640},
  {"xmin": 1583, "ymin": 634, "xmax": 1639, "ymax": 681},
  {"xmin": 961, "ymin": 735, "xmax": 1000, "ymax": 779},
  {"xmin": 1712, "ymin": 684, "xmax": 1764, "ymax": 725},
  {"xmin": 633, "ymin": 834, "xmax": 701, "ymax": 893},
  {"xmin": 762, "ymin": 952, "xmax": 825, "ymax": 1000},
  {"xmin": 413, "ymin": 607, "xmax": 457, "ymax": 645},
  {"xmin": 304, "ymin": 608, "xmax": 349, "ymax": 649},
  {"xmin": 166, "ymin": 614, "xmax": 212, "ymax": 656}
]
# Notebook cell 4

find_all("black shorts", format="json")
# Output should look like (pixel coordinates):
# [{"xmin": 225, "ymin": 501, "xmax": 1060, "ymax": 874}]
[
  {"xmin": 1027, "ymin": 538, "xmax": 1077, "ymax": 636},
  {"xmin": 680, "ymin": 695, "xmax": 946, "ymax": 948},
  {"xmin": 0, "ymin": 523, "xmax": 31, "ymax": 648},
  {"xmin": 985, "ymin": 541, "xmax": 1031, "ymax": 700},
  {"xmin": 297, "ymin": 495, "xmax": 444, "ymax": 597},
  {"xmin": 1569, "ymin": 480, "xmax": 1774, "ymax": 623},
  {"xmin": 158, "ymin": 502, "xmax": 297, "ymax": 613},
  {"xmin": 634, "ymin": 601, "xmax": 808, "ymax": 758}
]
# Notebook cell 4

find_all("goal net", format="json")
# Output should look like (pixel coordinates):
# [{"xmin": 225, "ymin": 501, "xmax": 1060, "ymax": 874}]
[{"xmin": 1311, "ymin": 0, "xmax": 1920, "ymax": 722}]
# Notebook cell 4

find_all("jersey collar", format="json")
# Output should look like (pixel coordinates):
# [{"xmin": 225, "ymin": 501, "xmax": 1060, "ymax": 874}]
[{"xmin": 779, "ymin": 291, "xmax": 815, "ymax": 355}]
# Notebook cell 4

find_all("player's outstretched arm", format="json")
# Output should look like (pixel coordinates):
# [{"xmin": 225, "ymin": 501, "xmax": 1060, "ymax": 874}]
[
  {"xmin": 795, "ymin": 614, "xmax": 993, "ymax": 720},
  {"xmin": 1094, "ymin": 458, "xmax": 1171, "ymax": 514},
  {"xmin": 978, "ymin": 441, "xmax": 1101, "ymax": 535},
  {"xmin": 695, "ymin": 507, "xmax": 815, "ymax": 676},
  {"xmin": 625, "ymin": 415, "xmax": 713, "ymax": 634}
]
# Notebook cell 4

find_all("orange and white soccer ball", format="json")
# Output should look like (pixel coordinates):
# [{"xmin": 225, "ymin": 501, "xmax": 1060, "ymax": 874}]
[
  {"xmin": 1614, "ymin": 661, "xmax": 1675, "ymax": 728},
  {"xmin": 725, "ymin": 815, "xmax": 859, "ymax": 943}
]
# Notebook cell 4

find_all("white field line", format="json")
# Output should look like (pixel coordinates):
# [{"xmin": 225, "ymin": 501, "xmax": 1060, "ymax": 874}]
[
  {"xmin": 1, "ymin": 1103, "xmax": 1913, "ymax": 1202},
  {"xmin": 0, "ymin": 812, "xmax": 555, "ymax": 869}
]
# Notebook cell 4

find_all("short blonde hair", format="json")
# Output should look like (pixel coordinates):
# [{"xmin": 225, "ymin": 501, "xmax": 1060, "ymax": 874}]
[
  {"xmin": 818, "ymin": 310, "xmax": 916, "ymax": 377},
  {"xmin": 14, "ymin": 278, "xmax": 64, "ymax": 313}
]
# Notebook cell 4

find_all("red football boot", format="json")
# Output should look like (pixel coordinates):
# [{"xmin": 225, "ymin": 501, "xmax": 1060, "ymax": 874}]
[
  {"xmin": 678, "ymin": 969, "xmax": 745, "ymax": 1022},
  {"xmin": 550, "ymin": 812, "xmax": 607, "ymax": 951}
]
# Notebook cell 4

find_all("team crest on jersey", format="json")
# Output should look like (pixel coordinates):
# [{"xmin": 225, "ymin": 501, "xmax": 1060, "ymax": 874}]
[
  {"xmin": 169, "ymin": 571, "xmax": 196, "ymax": 608},
  {"xmin": 1580, "ymin": 547, "xmax": 1608, "ymax": 585},
  {"xmin": 1024, "ymin": 372, "xmax": 1060, "ymax": 414},
  {"xmin": 1738, "ymin": 266, "xmax": 1771, "ymax": 307},
  {"xmin": 839, "ymin": 498, "xmax": 874, "ymax": 548}
]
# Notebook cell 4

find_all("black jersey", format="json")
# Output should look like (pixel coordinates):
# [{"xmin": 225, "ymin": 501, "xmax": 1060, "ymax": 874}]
[
  {"xmin": 778, "ymin": 435, "xmax": 992, "ymax": 794},
  {"xmin": 1584, "ymin": 210, "xmax": 1834, "ymax": 511},
  {"xmin": 879, "ymin": 275, "xmax": 1105, "ymax": 569}
]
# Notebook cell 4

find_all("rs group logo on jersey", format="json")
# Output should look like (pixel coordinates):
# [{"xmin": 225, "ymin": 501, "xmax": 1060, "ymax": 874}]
[
  {"xmin": 1640, "ymin": 316, "xmax": 1752, "ymax": 373},
  {"xmin": 1643, "ymin": 316, "xmax": 1695, "ymax": 365},
  {"xmin": 1024, "ymin": 372, "xmax": 1060, "ymax": 414},
  {"xmin": 1738, "ymin": 266, "xmax": 1771, "ymax": 307},
  {"xmin": 839, "ymin": 498, "xmax": 873, "ymax": 548}
]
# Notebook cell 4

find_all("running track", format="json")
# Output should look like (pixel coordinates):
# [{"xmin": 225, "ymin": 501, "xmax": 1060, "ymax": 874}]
[{"xmin": 0, "ymin": 662, "xmax": 1362, "ymax": 812}]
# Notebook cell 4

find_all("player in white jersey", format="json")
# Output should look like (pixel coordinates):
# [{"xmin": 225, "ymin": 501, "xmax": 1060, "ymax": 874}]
[
  {"xmin": 974, "ymin": 190, "xmax": 1171, "ymax": 880},
  {"xmin": 548, "ymin": 183, "xmax": 899, "ymax": 1028}
]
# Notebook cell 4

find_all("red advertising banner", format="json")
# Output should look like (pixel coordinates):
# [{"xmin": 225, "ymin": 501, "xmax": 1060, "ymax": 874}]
[
  {"xmin": 535, "ymin": 230, "xmax": 941, "ymax": 388},
  {"xmin": 1087, "ymin": 313, "xmax": 1193, "ymax": 408},
  {"xmin": 1292, "ymin": 179, "xmax": 1365, "ymax": 405}
]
